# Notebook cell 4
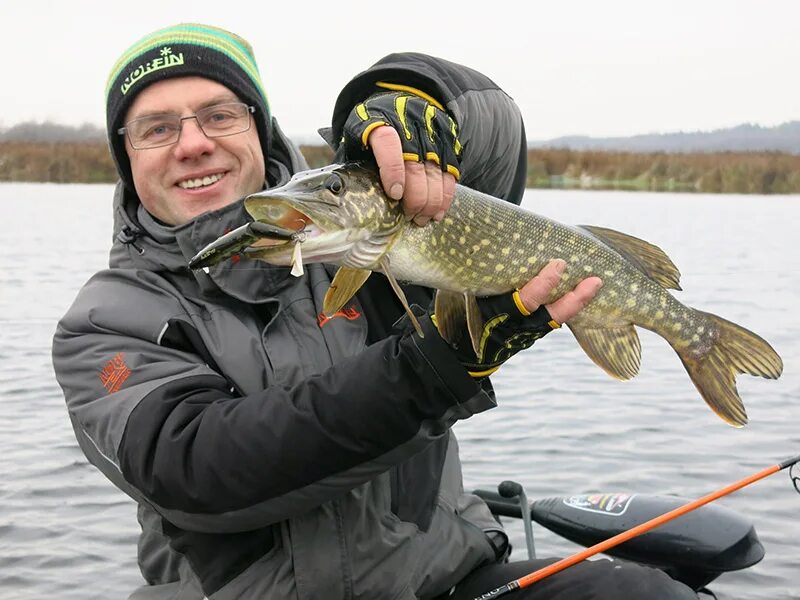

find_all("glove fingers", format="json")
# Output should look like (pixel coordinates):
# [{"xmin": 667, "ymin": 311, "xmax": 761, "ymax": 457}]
[
  {"xmin": 341, "ymin": 91, "xmax": 461, "ymax": 180},
  {"xmin": 414, "ymin": 104, "xmax": 461, "ymax": 179},
  {"xmin": 432, "ymin": 288, "xmax": 561, "ymax": 378}
]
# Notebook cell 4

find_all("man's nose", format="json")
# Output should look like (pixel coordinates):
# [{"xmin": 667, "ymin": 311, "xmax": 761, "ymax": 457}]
[{"xmin": 173, "ymin": 117, "xmax": 215, "ymax": 158}]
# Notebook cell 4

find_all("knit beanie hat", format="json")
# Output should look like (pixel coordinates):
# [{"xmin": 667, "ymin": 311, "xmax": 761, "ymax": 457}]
[{"xmin": 105, "ymin": 23, "xmax": 271, "ymax": 192}]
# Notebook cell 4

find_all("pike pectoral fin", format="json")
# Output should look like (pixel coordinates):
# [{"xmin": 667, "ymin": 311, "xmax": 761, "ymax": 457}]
[
  {"xmin": 578, "ymin": 225, "xmax": 682, "ymax": 290},
  {"xmin": 379, "ymin": 257, "xmax": 424, "ymax": 338},
  {"xmin": 671, "ymin": 311, "xmax": 782, "ymax": 428},
  {"xmin": 323, "ymin": 267, "xmax": 372, "ymax": 316},
  {"xmin": 567, "ymin": 321, "xmax": 642, "ymax": 380}
]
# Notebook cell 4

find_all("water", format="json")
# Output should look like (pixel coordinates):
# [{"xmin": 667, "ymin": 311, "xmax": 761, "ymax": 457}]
[{"xmin": 1, "ymin": 183, "xmax": 797, "ymax": 599}]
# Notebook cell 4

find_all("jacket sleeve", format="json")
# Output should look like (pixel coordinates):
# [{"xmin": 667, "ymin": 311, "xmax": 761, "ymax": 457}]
[
  {"xmin": 52, "ymin": 271, "xmax": 495, "ymax": 534},
  {"xmin": 330, "ymin": 52, "xmax": 528, "ymax": 204}
]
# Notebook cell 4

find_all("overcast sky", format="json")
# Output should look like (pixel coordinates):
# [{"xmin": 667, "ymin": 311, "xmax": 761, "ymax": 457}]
[{"xmin": 3, "ymin": 0, "xmax": 798, "ymax": 141}]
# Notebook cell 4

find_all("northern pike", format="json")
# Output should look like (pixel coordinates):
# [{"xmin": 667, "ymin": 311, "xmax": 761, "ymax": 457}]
[{"xmin": 189, "ymin": 163, "xmax": 783, "ymax": 427}]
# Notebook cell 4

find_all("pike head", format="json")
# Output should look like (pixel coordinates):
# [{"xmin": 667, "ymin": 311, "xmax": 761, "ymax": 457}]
[
  {"xmin": 241, "ymin": 163, "xmax": 405, "ymax": 269},
  {"xmin": 189, "ymin": 162, "xmax": 423, "ymax": 334}
]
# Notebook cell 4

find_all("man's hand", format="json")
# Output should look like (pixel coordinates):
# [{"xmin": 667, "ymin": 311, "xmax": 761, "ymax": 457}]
[
  {"xmin": 444, "ymin": 259, "xmax": 603, "ymax": 378},
  {"xmin": 341, "ymin": 90, "xmax": 461, "ymax": 226},
  {"xmin": 519, "ymin": 259, "xmax": 603, "ymax": 324},
  {"xmin": 368, "ymin": 126, "xmax": 456, "ymax": 226}
]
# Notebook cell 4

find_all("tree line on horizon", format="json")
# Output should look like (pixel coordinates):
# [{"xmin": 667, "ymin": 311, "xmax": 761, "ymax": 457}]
[
  {"xmin": 1, "ymin": 138, "xmax": 799, "ymax": 195},
  {"xmin": 4, "ymin": 119, "xmax": 800, "ymax": 152}
]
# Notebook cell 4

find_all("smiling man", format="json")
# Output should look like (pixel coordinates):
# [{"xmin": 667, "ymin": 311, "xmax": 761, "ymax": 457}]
[
  {"xmin": 52, "ymin": 23, "xmax": 696, "ymax": 600},
  {"xmin": 122, "ymin": 78, "xmax": 266, "ymax": 224}
]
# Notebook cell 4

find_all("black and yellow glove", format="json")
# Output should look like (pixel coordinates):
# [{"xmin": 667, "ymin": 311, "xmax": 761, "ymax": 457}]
[
  {"xmin": 342, "ymin": 85, "xmax": 462, "ymax": 180},
  {"xmin": 440, "ymin": 290, "xmax": 562, "ymax": 379}
]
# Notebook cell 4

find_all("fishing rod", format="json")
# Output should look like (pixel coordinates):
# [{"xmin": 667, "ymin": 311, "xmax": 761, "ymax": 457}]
[{"xmin": 475, "ymin": 453, "xmax": 800, "ymax": 600}]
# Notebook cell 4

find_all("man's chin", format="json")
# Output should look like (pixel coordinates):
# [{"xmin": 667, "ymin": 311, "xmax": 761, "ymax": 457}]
[{"xmin": 173, "ymin": 189, "xmax": 241, "ymax": 221}]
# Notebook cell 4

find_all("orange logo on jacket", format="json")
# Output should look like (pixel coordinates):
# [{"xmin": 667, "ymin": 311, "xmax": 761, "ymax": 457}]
[
  {"xmin": 318, "ymin": 306, "xmax": 362, "ymax": 327},
  {"xmin": 99, "ymin": 352, "xmax": 131, "ymax": 393}
]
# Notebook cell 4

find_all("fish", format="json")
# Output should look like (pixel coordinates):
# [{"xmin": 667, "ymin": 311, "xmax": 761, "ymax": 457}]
[{"xmin": 189, "ymin": 163, "xmax": 783, "ymax": 427}]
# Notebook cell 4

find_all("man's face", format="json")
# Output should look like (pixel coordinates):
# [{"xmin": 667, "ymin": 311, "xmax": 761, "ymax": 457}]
[{"xmin": 124, "ymin": 77, "xmax": 266, "ymax": 225}]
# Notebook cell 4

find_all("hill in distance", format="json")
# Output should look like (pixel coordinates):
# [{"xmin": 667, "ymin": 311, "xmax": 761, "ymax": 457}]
[{"xmin": 530, "ymin": 121, "xmax": 800, "ymax": 155}]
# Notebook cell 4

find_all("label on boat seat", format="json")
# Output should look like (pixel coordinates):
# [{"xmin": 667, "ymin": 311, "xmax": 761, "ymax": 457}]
[{"xmin": 563, "ymin": 493, "xmax": 635, "ymax": 516}]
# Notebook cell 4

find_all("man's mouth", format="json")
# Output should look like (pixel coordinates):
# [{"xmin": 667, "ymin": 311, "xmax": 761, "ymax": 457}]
[{"xmin": 178, "ymin": 172, "xmax": 226, "ymax": 190}]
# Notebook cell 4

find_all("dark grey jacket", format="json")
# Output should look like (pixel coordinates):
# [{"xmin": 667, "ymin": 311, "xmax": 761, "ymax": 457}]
[{"xmin": 53, "ymin": 54, "xmax": 528, "ymax": 599}]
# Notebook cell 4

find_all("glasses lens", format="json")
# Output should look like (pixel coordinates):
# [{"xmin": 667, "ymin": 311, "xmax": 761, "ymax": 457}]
[
  {"xmin": 127, "ymin": 115, "xmax": 181, "ymax": 149},
  {"xmin": 121, "ymin": 103, "xmax": 253, "ymax": 149},
  {"xmin": 197, "ymin": 103, "xmax": 251, "ymax": 138}
]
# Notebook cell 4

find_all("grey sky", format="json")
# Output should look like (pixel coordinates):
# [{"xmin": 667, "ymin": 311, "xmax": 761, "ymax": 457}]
[{"xmin": 3, "ymin": 0, "xmax": 798, "ymax": 140}]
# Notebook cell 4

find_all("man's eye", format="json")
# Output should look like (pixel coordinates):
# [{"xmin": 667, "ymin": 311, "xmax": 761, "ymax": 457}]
[
  {"xmin": 204, "ymin": 110, "xmax": 240, "ymax": 128},
  {"xmin": 208, "ymin": 112, "xmax": 232, "ymax": 122},
  {"xmin": 144, "ymin": 123, "xmax": 176, "ymax": 138}
]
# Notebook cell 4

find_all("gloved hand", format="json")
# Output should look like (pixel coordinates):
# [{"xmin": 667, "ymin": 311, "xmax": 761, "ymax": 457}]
[
  {"xmin": 438, "ymin": 290, "xmax": 561, "ymax": 379},
  {"xmin": 342, "ymin": 89, "xmax": 462, "ymax": 181}
]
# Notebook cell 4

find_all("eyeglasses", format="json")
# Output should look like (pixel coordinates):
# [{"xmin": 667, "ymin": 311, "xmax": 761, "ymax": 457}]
[{"xmin": 118, "ymin": 102, "xmax": 256, "ymax": 149}]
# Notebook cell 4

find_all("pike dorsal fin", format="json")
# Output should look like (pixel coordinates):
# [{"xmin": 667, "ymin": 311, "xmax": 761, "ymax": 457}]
[
  {"xmin": 567, "ymin": 320, "xmax": 642, "ymax": 380},
  {"xmin": 379, "ymin": 257, "xmax": 424, "ymax": 338},
  {"xmin": 323, "ymin": 267, "xmax": 372, "ymax": 317},
  {"xmin": 578, "ymin": 225, "xmax": 682, "ymax": 290}
]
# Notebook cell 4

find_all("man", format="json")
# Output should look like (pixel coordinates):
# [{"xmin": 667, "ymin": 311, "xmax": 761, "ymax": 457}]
[{"xmin": 53, "ymin": 23, "xmax": 697, "ymax": 600}]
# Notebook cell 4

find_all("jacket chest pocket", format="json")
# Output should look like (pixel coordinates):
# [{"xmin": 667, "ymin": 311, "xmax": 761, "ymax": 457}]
[{"xmin": 263, "ymin": 295, "xmax": 367, "ymax": 384}]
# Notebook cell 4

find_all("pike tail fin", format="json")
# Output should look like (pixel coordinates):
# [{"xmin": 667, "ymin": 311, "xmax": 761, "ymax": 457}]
[{"xmin": 672, "ymin": 311, "xmax": 783, "ymax": 428}]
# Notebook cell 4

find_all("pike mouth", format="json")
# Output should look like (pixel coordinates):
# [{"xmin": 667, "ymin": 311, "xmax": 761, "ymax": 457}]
[
  {"xmin": 245, "ymin": 199, "xmax": 324, "ymax": 249},
  {"xmin": 243, "ymin": 194, "xmax": 360, "ymax": 266}
]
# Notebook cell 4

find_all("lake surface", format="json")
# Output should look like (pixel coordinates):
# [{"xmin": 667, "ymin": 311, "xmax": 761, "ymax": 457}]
[{"xmin": 1, "ymin": 183, "xmax": 797, "ymax": 599}]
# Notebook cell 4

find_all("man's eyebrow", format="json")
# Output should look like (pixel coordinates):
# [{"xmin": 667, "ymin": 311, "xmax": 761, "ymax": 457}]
[
  {"xmin": 127, "ymin": 94, "xmax": 242, "ymax": 120},
  {"xmin": 196, "ymin": 93, "xmax": 241, "ymax": 109}
]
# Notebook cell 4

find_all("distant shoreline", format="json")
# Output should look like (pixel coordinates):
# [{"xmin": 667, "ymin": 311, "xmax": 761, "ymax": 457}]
[{"xmin": 1, "ymin": 142, "xmax": 798, "ymax": 194}]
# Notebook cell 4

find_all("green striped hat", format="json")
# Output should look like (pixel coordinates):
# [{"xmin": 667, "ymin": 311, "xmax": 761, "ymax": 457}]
[{"xmin": 106, "ymin": 23, "xmax": 271, "ymax": 191}]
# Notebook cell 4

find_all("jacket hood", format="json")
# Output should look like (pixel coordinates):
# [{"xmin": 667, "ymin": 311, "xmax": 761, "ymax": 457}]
[{"xmin": 109, "ymin": 117, "xmax": 309, "ymax": 303}]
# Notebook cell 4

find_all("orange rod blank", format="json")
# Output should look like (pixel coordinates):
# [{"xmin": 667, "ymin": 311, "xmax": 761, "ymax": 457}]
[{"xmin": 475, "ymin": 454, "xmax": 799, "ymax": 599}]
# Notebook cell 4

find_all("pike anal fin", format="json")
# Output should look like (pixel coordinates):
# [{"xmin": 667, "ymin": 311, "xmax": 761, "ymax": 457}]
[
  {"xmin": 324, "ymin": 267, "xmax": 372, "ymax": 316},
  {"xmin": 567, "ymin": 320, "xmax": 642, "ymax": 381},
  {"xmin": 672, "ymin": 311, "xmax": 783, "ymax": 428}
]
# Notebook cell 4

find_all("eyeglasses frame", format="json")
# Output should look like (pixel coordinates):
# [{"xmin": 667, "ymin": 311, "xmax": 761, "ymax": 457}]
[{"xmin": 117, "ymin": 103, "xmax": 256, "ymax": 150}]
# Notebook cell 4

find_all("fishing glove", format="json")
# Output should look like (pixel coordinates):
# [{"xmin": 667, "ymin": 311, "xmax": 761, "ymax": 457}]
[
  {"xmin": 341, "ymin": 88, "xmax": 462, "ymax": 179},
  {"xmin": 440, "ymin": 290, "xmax": 561, "ymax": 379}
]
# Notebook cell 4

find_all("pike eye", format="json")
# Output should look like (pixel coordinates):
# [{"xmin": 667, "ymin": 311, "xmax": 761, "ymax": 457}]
[{"xmin": 325, "ymin": 174, "xmax": 344, "ymax": 194}]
